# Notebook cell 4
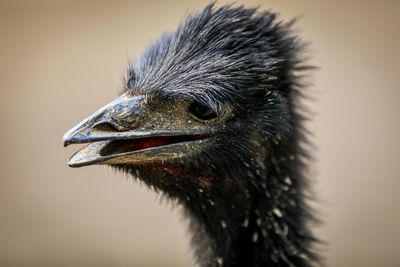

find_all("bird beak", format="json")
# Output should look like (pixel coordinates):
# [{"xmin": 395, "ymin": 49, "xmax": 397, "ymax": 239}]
[
  {"xmin": 63, "ymin": 94, "xmax": 214, "ymax": 168},
  {"xmin": 63, "ymin": 94, "xmax": 146, "ymax": 146}
]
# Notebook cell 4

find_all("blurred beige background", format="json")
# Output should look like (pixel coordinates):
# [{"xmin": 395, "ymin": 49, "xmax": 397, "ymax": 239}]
[{"xmin": 1, "ymin": 1, "xmax": 399, "ymax": 266}]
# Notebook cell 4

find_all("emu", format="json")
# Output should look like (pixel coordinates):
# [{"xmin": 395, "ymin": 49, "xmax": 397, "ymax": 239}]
[{"xmin": 64, "ymin": 3, "xmax": 319, "ymax": 267}]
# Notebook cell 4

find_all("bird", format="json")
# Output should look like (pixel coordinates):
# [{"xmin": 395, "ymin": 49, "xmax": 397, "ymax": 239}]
[{"xmin": 63, "ymin": 3, "xmax": 319, "ymax": 267}]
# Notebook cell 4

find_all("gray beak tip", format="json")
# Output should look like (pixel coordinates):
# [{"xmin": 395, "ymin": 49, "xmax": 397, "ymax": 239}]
[{"xmin": 63, "ymin": 127, "xmax": 76, "ymax": 147}]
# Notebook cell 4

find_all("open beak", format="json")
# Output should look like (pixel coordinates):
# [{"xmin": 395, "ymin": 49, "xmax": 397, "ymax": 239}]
[{"xmin": 63, "ymin": 94, "xmax": 213, "ymax": 167}]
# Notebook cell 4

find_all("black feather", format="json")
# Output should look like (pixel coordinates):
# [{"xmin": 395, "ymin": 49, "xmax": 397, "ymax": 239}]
[{"xmin": 117, "ymin": 3, "xmax": 319, "ymax": 267}]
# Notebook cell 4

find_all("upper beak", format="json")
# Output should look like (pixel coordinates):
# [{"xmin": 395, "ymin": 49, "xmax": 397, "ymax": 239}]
[
  {"xmin": 63, "ymin": 94, "xmax": 214, "ymax": 168},
  {"xmin": 63, "ymin": 94, "xmax": 145, "ymax": 147}
]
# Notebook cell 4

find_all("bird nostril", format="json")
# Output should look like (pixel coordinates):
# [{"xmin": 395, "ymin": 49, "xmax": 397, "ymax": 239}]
[{"xmin": 93, "ymin": 122, "xmax": 121, "ymax": 132}]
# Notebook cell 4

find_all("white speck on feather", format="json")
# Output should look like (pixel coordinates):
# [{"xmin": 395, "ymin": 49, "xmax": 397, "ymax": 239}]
[
  {"xmin": 284, "ymin": 177, "xmax": 292, "ymax": 185},
  {"xmin": 221, "ymin": 221, "xmax": 227, "ymax": 228},
  {"xmin": 216, "ymin": 257, "xmax": 223, "ymax": 266},
  {"xmin": 273, "ymin": 208, "xmax": 283, "ymax": 218},
  {"xmin": 252, "ymin": 232, "xmax": 259, "ymax": 242},
  {"xmin": 242, "ymin": 218, "xmax": 249, "ymax": 228}
]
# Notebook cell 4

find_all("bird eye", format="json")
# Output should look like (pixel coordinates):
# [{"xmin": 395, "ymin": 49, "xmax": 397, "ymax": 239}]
[{"xmin": 188, "ymin": 101, "xmax": 218, "ymax": 120}]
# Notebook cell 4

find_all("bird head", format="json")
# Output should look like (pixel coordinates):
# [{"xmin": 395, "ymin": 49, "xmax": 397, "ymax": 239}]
[{"xmin": 64, "ymin": 3, "xmax": 303, "ymax": 205}]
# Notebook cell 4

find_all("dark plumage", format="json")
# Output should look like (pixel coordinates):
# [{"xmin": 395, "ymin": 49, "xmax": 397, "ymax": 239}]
[{"xmin": 64, "ymin": 3, "xmax": 319, "ymax": 267}]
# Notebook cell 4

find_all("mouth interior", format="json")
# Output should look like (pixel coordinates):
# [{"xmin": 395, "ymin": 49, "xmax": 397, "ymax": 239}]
[{"xmin": 99, "ymin": 134, "xmax": 212, "ymax": 156}]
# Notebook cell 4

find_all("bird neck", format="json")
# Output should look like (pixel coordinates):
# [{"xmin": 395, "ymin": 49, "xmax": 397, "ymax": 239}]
[{"xmin": 182, "ymin": 138, "xmax": 316, "ymax": 267}]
